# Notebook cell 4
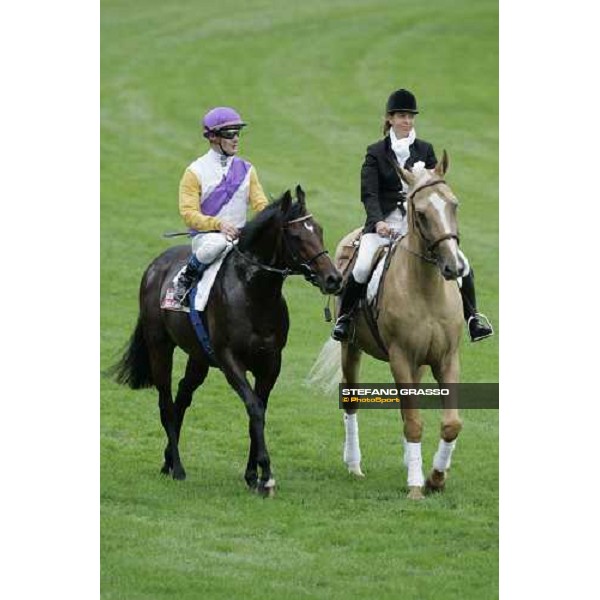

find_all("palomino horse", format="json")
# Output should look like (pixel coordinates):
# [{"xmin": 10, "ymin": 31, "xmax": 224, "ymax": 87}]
[
  {"xmin": 111, "ymin": 186, "xmax": 342, "ymax": 496},
  {"xmin": 312, "ymin": 152, "xmax": 466, "ymax": 500}
]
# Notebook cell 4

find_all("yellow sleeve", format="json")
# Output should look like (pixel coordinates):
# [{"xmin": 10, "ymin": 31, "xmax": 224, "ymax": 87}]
[
  {"xmin": 178, "ymin": 169, "xmax": 222, "ymax": 231},
  {"xmin": 249, "ymin": 166, "xmax": 269, "ymax": 212}
]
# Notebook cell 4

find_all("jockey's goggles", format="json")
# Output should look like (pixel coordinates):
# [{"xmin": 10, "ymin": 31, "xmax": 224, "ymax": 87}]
[{"xmin": 215, "ymin": 127, "xmax": 243, "ymax": 139}]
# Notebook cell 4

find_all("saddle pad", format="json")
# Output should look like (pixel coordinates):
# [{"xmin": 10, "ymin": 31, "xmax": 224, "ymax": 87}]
[
  {"xmin": 366, "ymin": 251, "xmax": 387, "ymax": 304},
  {"xmin": 161, "ymin": 245, "xmax": 232, "ymax": 312}
]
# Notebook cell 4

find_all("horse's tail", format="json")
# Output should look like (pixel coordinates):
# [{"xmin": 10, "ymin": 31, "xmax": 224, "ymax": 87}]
[
  {"xmin": 306, "ymin": 338, "xmax": 342, "ymax": 395},
  {"xmin": 107, "ymin": 315, "xmax": 154, "ymax": 389}
]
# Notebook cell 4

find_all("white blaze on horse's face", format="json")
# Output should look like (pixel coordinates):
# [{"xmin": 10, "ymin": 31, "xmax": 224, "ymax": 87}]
[
  {"xmin": 429, "ymin": 193, "xmax": 451, "ymax": 233},
  {"xmin": 413, "ymin": 184, "xmax": 464, "ymax": 280},
  {"xmin": 304, "ymin": 221, "xmax": 314, "ymax": 233},
  {"xmin": 429, "ymin": 192, "xmax": 462, "ymax": 276}
]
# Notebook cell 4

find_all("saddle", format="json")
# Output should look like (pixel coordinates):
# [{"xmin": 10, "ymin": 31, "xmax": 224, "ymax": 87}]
[
  {"xmin": 160, "ymin": 249, "xmax": 233, "ymax": 368},
  {"xmin": 336, "ymin": 228, "xmax": 399, "ymax": 309},
  {"xmin": 336, "ymin": 228, "xmax": 402, "ymax": 357},
  {"xmin": 336, "ymin": 227, "xmax": 363, "ymax": 279}
]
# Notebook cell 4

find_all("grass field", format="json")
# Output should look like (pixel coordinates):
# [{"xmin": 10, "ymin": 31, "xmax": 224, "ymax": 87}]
[{"xmin": 101, "ymin": 0, "xmax": 498, "ymax": 598}]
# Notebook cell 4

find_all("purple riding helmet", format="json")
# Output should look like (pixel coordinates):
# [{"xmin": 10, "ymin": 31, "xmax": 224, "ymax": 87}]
[{"xmin": 202, "ymin": 107, "xmax": 247, "ymax": 138}]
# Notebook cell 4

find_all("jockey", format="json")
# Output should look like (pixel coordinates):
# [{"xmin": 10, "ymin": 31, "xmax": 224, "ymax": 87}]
[
  {"xmin": 332, "ymin": 89, "xmax": 494, "ymax": 343},
  {"xmin": 173, "ymin": 106, "xmax": 269, "ymax": 306}
]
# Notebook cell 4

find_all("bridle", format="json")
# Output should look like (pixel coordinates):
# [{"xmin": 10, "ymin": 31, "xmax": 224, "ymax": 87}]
[
  {"xmin": 406, "ymin": 178, "xmax": 460, "ymax": 254},
  {"xmin": 233, "ymin": 213, "xmax": 328, "ymax": 285}
]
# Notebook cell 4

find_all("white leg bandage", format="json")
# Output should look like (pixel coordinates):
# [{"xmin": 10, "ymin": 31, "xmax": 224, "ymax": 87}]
[
  {"xmin": 404, "ymin": 440, "xmax": 425, "ymax": 487},
  {"xmin": 343, "ymin": 413, "xmax": 361, "ymax": 466},
  {"xmin": 432, "ymin": 439, "xmax": 456, "ymax": 472}
]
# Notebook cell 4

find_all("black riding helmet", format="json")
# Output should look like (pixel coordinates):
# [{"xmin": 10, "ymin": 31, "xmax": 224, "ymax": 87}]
[{"xmin": 386, "ymin": 89, "xmax": 419, "ymax": 114}]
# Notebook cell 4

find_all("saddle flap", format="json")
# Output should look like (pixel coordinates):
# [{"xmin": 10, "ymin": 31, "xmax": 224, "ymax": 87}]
[
  {"xmin": 335, "ymin": 227, "xmax": 363, "ymax": 280},
  {"xmin": 161, "ymin": 247, "xmax": 232, "ymax": 313},
  {"xmin": 366, "ymin": 239, "xmax": 401, "ymax": 307}
]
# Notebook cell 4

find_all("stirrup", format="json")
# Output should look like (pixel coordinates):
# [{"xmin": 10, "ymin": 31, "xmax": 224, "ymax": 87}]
[
  {"xmin": 467, "ymin": 313, "xmax": 494, "ymax": 342},
  {"xmin": 173, "ymin": 278, "xmax": 194, "ymax": 306},
  {"xmin": 176, "ymin": 289, "xmax": 192, "ymax": 307},
  {"xmin": 332, "ymin": 315, "xmax": 352, "ymax": 342}
]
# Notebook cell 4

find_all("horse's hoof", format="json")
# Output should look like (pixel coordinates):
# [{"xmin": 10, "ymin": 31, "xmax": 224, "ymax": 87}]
[
  {"xmin": 407, "ymin": 486, "xmax": 425, "ymax": 500},
  {"xmin": 160, "ymin": 463, "xmax": 172, "ymax": 476},
  {"xmin": 245, "ymin": 472, "xmax": 258, "ymax": 490},
  {"xmin": 346, "ymin": 462, "xmax": 365, "ymax": 477},
  {"xmin": 425, "ymin": 470, "xmax": 446, "ymax": 493},
  {"xmin": 257, "ymin": 478, "xmax": 276, "ymax": 498},
  {"xmin": 172, "ymin": 466, "xmax": 186, "ymax": 481}
]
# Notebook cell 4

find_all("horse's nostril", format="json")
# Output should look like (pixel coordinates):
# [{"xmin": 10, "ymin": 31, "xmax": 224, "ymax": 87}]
[
  {"xmin": 324, "ymin": 274, "xmax": 342, "ymax": 293},
  {"xmin": 442, "ymin": 264, "xmax": 458, "ymax": 281}
]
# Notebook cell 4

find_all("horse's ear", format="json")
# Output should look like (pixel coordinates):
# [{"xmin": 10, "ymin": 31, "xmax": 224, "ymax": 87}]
[
  {"xmin": 394, "ymin": 162, "xmax": 416, "ymax": 187},
  {"xmin": 435, "ymin": 150, "xmax": 449, "ymax": 176},
  {"xmin": 281, "ymin": 189, "xmax": 293, "ymax": 214},
  {"xmin": 295, "ymin": 184, "xmax": 306, "ymax": 209}
]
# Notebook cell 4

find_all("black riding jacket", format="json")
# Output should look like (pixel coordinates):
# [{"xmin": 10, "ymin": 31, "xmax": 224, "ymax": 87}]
[{"xmin": 360, "ymin": 135, "xmax": 437, "ymax": 233}]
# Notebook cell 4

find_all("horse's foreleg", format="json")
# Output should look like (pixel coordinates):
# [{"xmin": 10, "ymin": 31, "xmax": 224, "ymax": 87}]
[
  {"xmin": 219, "ymin": 351, "xmax": 275, "ymax": 496},
  {"xmin": 389, "ymin": 346, "xmax": 424, "ymax": 500},
  {"xmin": 162, "ymin": 356, "xmax": 209, "ymax": 475},
  {"xmin": 247, "ymin": 354, "xmax": 282, "ymax": 490},
  {"xmin": 427, "ymin": 354, "xmax": 462, "ymax": 492},
  {"xmin": 341, "ymin": 342, "xmax": 364, "ymax": 476}
]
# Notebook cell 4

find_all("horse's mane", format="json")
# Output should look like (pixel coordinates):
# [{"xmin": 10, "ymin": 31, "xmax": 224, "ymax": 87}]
[{"xmin": 238, "ymin": 193, "xmax": 305, "ymax": 251}]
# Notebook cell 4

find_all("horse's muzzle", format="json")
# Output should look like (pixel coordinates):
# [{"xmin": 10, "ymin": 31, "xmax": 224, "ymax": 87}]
[
  {"xmin": 322, "ymin": 272, "xmax": 343, "ymax": 295},
  {"xmin": 441, "ymin": 262, "xmax": 467, "ymax": 280}
]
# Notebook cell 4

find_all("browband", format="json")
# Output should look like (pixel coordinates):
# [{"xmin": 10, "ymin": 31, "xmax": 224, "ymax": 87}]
[
  {"xmin": 408, "ymin": 179, "xmax": 446, "ymax": 200},
  {"xmin": 284, "ymin": 213, "xmax": 313, "ymax": 226}
]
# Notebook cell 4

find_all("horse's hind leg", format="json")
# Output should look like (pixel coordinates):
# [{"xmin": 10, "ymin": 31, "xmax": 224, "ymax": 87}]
[
  {"xmin": 427, "ymin": 355, "xmax": 462, "ymax": 492},
  {"xmin": 341, "ymin": 342, "xmax": 364, "ymax": 476},
  {"xmin": 389, "ymin": 346, "xmax": 425, "ymax": 500},
  {"xmin": 147, "ymin": 339, "xmax": 186, "ymax": 480},
  {"xmin": 162, "ymin": 356, "xmax": 209, "ymax": 476}
]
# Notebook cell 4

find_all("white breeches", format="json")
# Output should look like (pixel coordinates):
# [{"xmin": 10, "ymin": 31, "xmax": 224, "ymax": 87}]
[
  {"xmin": 352, "ymin": 208, "xmax": 407, "ymax": 284},
  {"xmin": 191, "ymin": 232, "xmax": 229, "ymax": 265},
  {"xmin": 352, "ymin": 233, "xmax": 390, "ymax": 284}
]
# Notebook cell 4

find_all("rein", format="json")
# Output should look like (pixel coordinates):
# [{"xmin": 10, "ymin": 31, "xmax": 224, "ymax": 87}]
[
  {"xmin": 232, "ymin": 245, "xmax": 293, "ymax": 277},
  {"xmin": 234, "ymin": 213, "xmax": 329, "ymax": 283},
  {"xmin": 397, "ymin": 240, "xmax": 438, "ymax": 265}
]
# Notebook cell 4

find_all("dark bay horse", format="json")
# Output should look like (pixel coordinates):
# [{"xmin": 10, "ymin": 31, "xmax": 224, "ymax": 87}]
[{"xmin": 111, "ymin": 186, "xmax": 342, "ymax": 495}]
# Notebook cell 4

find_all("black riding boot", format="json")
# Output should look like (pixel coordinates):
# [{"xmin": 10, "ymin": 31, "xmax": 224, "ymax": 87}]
[
  {"xmin": 173, "ymin": 255, "xmax": 208, "ymax": 307},
  {"xmin": 331, "ymin": 274, "xmax": 367, "ymax": 342},
  {"xmin": 461, "ymin": 270, "xmax": 493, "ymax": 342}
]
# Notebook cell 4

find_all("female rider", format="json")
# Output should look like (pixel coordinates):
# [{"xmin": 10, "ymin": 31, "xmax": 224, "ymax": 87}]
[{"xmin": 331, "ymin": 89, "xmax": 493, "ymax": 342}]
